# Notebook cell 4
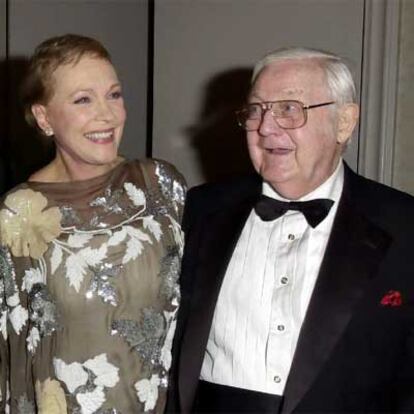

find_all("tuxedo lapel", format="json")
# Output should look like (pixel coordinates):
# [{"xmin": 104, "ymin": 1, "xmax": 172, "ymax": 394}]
[
  {"xmin": 282, "ymin": 169, "xmax": 391, "ymax": 413},
  {"xmin": 178, "ymin": 182, "xmax": 260, "ymax": 413}
]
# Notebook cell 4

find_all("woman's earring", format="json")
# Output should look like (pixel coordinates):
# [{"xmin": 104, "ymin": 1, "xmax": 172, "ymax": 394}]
[{"xmin": 44, "ymin": 128, "xmax": 54, "ymax": 136}]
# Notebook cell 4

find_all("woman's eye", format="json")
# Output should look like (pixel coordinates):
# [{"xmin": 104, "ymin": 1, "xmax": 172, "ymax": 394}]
[
  {"xmin": 109, "ymin": 90, "xmax": 122, "ymax": 99},
  {"xmin": 73, "ymin": 96, "xmax": 90, "ymax": 104}
]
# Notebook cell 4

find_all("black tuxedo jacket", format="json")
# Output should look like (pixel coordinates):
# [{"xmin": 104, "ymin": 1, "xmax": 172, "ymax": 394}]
[{"xmin": 167, "ymin": 164, "xmax": 414, "ymax": 413}]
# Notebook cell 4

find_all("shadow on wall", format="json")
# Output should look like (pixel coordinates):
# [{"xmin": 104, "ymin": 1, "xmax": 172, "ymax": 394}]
[
  {"xmin": 0, "ymin": 57, "xmax": 54, "ymax": 194},
  {"xmin": 186, "ymin": 67, "xmax": 256, "ymax": 184}
]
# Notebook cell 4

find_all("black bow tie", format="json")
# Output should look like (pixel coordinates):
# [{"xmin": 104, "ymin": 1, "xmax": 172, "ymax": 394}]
[{"xmin": 254, "ymin": 195, "xmax": 334, "ymax": 228}]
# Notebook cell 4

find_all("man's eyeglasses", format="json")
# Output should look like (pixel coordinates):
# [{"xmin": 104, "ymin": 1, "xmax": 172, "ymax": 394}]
[{"xmin": 236, "ymin": 100, "xmax": 335, "ymax": 131}]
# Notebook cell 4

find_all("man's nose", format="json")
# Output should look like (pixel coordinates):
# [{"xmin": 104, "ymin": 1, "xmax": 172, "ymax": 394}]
[{"xmin": 258, "ymin": 108, "xmax": 284, "ymax": 136}]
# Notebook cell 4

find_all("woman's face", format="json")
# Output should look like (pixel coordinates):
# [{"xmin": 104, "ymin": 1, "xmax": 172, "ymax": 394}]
[{"xmin": 32, "ymin": 54, "xmax": 126, "ymax": 180}]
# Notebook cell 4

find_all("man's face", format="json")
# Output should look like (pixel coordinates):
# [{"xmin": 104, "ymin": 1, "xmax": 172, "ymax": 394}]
[{"xmin": 247, "ymin": 59, "xmax": 347, "ymax": 199}]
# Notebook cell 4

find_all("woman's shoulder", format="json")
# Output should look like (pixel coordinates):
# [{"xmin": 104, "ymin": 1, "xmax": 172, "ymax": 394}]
[
  {"xmin": 0, "ymin": 182, "xmax": 31, "ymax": 206},
  {"xmin": 127, "ymin": 158, "xmax": 187, "ymax": 220},
  {"xmin": 128, "ymin": 158, "xmax": 187, "ymax": 191},
  {"xmin": 131, "ymin": 158, "xmax": 184, "ymax": 179}
]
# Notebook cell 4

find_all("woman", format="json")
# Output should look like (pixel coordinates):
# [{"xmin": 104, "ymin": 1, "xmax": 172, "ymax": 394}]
[{"xmin": 0, "ymin": 34, "xmax": 186, "ymax": 413}]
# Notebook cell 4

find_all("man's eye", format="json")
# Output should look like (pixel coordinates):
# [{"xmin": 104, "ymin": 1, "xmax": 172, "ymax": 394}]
[
  {"xmin": 280, "ymin": 102, "xmax": 300, "ymax": 114},
  {"xmin": 247, "ymin": 105, "xmax": 261, "ymax": 117},
  {"xmin": 74, "ymin": 96, "xmax": 90, "ymax": 104}
]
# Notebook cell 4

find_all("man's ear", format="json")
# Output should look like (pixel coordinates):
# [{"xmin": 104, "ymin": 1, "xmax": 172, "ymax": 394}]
[
  {"xmin": 31, "ymin": 104, "xmax": 54, "ymax": 136},
  {"xmin": 336, "ymin": 103, "xmax": 359, "ymax": 145}
]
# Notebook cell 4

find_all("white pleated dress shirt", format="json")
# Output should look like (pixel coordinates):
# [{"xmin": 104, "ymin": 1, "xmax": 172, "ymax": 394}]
[{"xmin": 200, "ymin": 161, "xmax": 344, "ymax": 396}]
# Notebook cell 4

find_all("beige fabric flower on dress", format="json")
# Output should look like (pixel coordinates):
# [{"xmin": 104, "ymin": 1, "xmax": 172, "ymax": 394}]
[
  {"xmin": 0, "ymin": 189, "xmax": 61, "ymax": 259},
  {"xmin": 36, "ymin": 378, "xmax": 67, "ymax": 413}
]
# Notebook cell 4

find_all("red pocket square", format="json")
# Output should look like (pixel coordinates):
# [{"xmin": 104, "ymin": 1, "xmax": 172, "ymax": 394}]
[{"xmin": 380, "ymin": 290, "xmax": 402, "ymax": 306}]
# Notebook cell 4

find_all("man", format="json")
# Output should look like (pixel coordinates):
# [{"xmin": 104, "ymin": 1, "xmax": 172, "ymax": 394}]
[{"xmin": 167, "ymin": 47, "xmax": 414, "ymax": 413}]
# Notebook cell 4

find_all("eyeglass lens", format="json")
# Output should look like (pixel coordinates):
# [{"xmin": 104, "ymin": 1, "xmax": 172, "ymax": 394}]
[{"xmin": 238, "ymin": 101, "xmax": 306, "ymax": 130}]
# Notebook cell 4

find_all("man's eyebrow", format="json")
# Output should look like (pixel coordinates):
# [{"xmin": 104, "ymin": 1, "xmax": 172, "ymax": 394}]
[{"xmin": 249, "ymin": 87, "xmax": 304, "ymax": 101}]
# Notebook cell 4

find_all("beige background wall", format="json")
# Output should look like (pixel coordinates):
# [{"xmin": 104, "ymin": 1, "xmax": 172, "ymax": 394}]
[
  {"xmin": 394, "ymin": 0, "xmax": 414, "ymax": 195},
  {"xmin": 0, "ymin": 0, "xmax": 7, "ymax": 190},
  {"xmin": 153, "ymin": 0, "xmax": 364, "ymax": 188}
]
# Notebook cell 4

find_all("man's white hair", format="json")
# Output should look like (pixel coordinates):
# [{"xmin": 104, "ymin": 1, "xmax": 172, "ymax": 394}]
[{"xmin": 251, "ymin": 47, "xmax": 357, "ymax": 105}]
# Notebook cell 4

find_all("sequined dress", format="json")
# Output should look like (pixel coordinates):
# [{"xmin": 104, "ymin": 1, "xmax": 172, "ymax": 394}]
[{"xmin": 0, "ymin": 159, "xmax": 186, "ymax": 413}]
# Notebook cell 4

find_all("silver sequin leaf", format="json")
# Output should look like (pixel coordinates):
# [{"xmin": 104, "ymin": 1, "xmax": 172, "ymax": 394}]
[
  {"xmin": 29, "ymin": 284, "xmax": 60, "ymax": 336},
  {"xmin": 111, "ymin": 308, "xmax": 165, "ymax": 367},
  {"xmin": 60, "ymin": 206, "xmax": 82, "ymax": 228},
  {"xmin": 90, "ymin": 187, "xmax": 124, "ymax": 215},
  {"xmin": 86, "ymin": 263, "xmax": 123, "ymax": 306},
  {"xmin": 143, "ymin": 188, "xmax": 169, "ymax": 218},
  {"xmin": 0, "ymin": 246, "xmax": 18, "ymax": 299},
  {"xmin": 173, "ymin": 179, "xmax": 186, "ymax": 206},
  {"xmin": 158, "ymin": 247, "xmax": 181, "ymax": 303},
  {"xmin": 155, "ymin": 161, "xmax": 186, "ymax": 216}
]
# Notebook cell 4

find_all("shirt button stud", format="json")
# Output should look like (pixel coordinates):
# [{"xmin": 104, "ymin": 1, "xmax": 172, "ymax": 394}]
[
  {"xmin": 288, "ymin": 234, "xmax": 295, "ymax": 240},
  {"xmin": 277, "ymin": 324, "xmax": 285, "ymax": 331},
  {"xmin": 273, "ymin": 375, "xmax": 281, "ymax": 383},
  {"xmin": 281, "ymin": 277, "xmax": 288, "ymax": 285}
]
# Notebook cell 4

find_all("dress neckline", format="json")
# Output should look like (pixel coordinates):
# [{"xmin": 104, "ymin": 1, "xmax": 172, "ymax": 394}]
[{"xmin": 27, "ymin": 159, "xmax": 129, "ymax": 190}]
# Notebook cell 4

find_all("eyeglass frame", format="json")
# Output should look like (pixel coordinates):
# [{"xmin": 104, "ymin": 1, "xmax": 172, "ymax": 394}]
[{"xmin": 235, "ymin": 100, "xmax": 336, "ymax": 131}]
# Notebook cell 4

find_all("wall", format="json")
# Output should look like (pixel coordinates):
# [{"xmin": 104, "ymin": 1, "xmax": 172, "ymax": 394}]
[
  {"xmin": 0, "ymin": 0, "xmax": 7, "ymax": 192},
  {"xmin": 393, "ymin": 0, "xmax": 414, "ymax": 195},
  {"xmin": 153, "ymin": 0, "xmax": 364, "ymax": 187}
]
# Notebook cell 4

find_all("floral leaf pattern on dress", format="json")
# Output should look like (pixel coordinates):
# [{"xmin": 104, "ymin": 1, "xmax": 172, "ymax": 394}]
[
  {"xmin": 111, "ymin": 308, "xmax": 165, "ymax": 366},
  {"xmin": 54, "ymin": 359, "xmax": 88, "ymax": 394},
  {"xmin": 35, "ymin": 378, "xmax": 67, "ymax": 413},
  {"xmin": 0, "ymin": 189, "xmax": 61, "ymax": 259},
  {"xmin": 28, "ymin": 284, "xmax": 59, "ymax": 337},
  {"xmin": 124, "ymin": 182, "xmax": 146, "ymax": 207},
  {"xmin": 9, "ymin": 305, "xmax": 28, "ymax": 335},
  {"xmin": 79, "ymin": 245, "xmax": 108, "ymax": 267},
  {"xmin": 1, "ymin": 160, "xmax": 186, "ymax": 412},
  {"xmin": 86, "ymin": 263, "xmax": 123, "ymax": 306},
  {"xmin": 67, "ymin": 233, "xmax": 93, "ymax": 249},
  {"xmin": 83, "ymin": 354, "xmax": 120, "ymax": 388},
  {"xmin": 90, "ymin": 187, "xmax": 124, "ymax": 215},
  {"xmin": 135, "ymin": 374, "xmax": 160, "ymax": 412},
  {"xmin": 143, "ymin": 217, "xmax": 162, "ymax": 242},
  {"xmin": 54, "ymin": 354, "xmax": 119, "ymax": 414},
  {"xmin": 26, "ymin": 327, "xmax": 40, "ymax": 354},
  {"xmin": 65, "ymin": 253, "xmax": 88, "ymax": 292},
  {"xmin": 158, "ymin": 246, "xmax": 181, "ymax": 304},
  {"xmin": 21, "ymin": 267, "xmax": 45, "ymax": 293},
  {"xmin": 107, "ymin": 228, "xmax": 127, "ymax": 247},
  {"xmin": 123, "ymin": 226, "xmax": 153, "ymax": 264},
  {"xmin": 76, "ymin": 386, "xmax": 105, "ymax": 414},
  {"xmin": 155, "ymin": 162, "xmax": 185, "ymax": 217}
]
